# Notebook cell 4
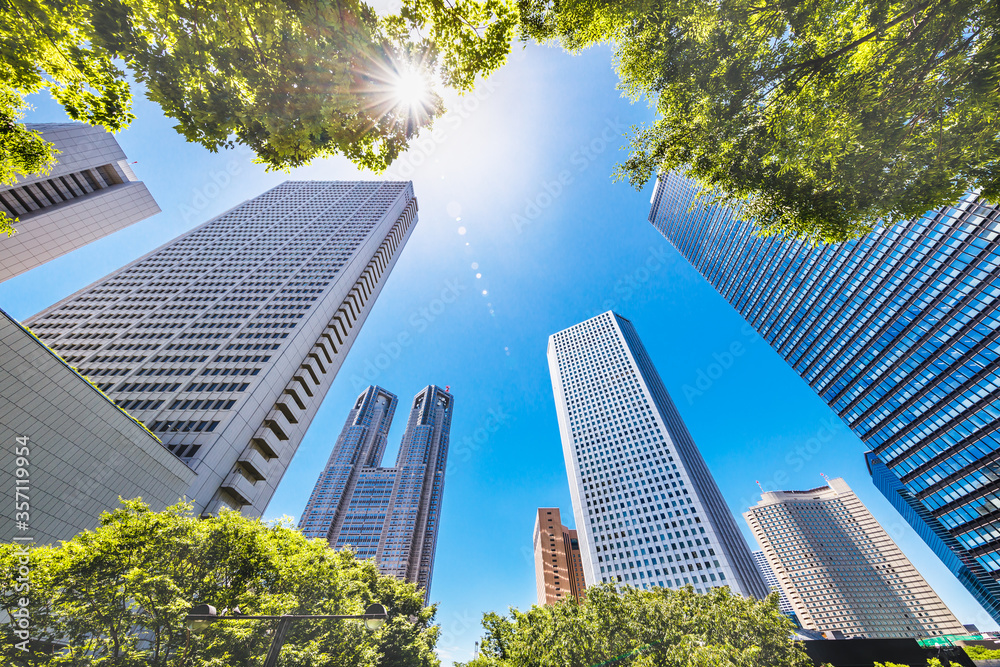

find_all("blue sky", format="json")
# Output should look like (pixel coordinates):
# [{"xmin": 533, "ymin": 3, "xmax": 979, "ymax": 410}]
[{"xmin": 3, "ymin": 42, "xmax": 995, "ymax": 662}]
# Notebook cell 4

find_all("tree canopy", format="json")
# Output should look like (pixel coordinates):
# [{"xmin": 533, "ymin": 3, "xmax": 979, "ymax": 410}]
[
  {"xmin": 459, "ymin": 582, "xmax": 812, "ymax": 667},
  {"xmin": 0, "ymin": 499, "xmax": 440, "ymax": 666},
  {"xmin": 518, "ymin": 0, "xmax": 1000, "ymax": 243},
  {"xmin": 7, "ymin": 0, "xmax": 996, "ymax": 244},
  {"xmin": 0, "ymin": 0, "xmax": 515, "ymax": 179}
]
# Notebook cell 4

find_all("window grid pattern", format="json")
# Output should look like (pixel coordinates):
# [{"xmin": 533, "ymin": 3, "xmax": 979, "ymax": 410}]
[
  {"xmin": 745, "ymin": 479, "xmax": 966, "ymax": 639},
  {"xmin": 649, "ymin": 172, "xmax": 1000, "ymax": 621},
  {"xmin": 751, "ymin": 550, "xmax": 795, "ymax": 614},
  {"xmin": 26, "ymin": 180, "xmax": 417, "ymax": 518},
  {"xmin": 298, "ymin": 385, "xmax": 452, "ymax": 602},
  {"xmin": 547, "ymin": 311, "xmax": 768, "ymax": 598}
]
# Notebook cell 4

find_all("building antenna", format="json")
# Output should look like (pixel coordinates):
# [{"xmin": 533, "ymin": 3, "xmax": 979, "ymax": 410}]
[
  {"xmin": 756, "ymin": 480, "xmax": 764, "ymax": 492},
  {"xmin": 820, "ymin": 472, "xmax": 830, "ymax": 483}
]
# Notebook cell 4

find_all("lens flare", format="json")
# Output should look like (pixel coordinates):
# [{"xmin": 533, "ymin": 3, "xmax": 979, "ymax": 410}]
[{"xmin": 393, "ymin": 67, "xmax": 431, "ymax": 111}]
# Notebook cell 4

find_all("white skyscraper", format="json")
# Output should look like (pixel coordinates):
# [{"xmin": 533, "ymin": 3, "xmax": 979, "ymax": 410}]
[
  {"xmin": 0, "ymin": 123, "xmax": 159, "ymax": 282},
  {"xmin": 547, "ymin": 311, "xmax": 767, "ymax": 597},
  {"xmin": 26, "ymin": 181, "xmax": 417, "ymax": 517}
]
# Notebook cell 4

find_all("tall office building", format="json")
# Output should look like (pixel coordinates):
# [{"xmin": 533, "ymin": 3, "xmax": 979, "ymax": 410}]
[
  {"xmin": 751, "ymin": 550, "xmax": 795, "ymax": 615},
  {"xmin": 547, "ymin": 311, "xmax": 768, "ymax": 597},
  {"xmin": 1, "ymin": 123, "xmax": 159, "ymax": 282},
  {"xmin": 649, "ymin": 173, "xmax": 1000, "ymax": 622},
  {"xmin": 299, "ymin": 385, "xmax": 452, "ymax": 599},
  {"xmin": 534, "ymin": 507, "xmax": 587, "ymax": 604},
  {"xmin": 745, "ymin": 478, "xmax": 966, "ymax": 639},
  {"xmin": 26, "ymin": 181, "xmax": 418, "ymax": 518}
]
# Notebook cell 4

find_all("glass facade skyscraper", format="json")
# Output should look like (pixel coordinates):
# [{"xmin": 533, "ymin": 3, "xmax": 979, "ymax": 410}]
[
  {"xmin": 548, "ymin": 311, "xmax": 768, "ymax": 597},
  {"xmin": 751, "ymin": 550, "xmax": 795, "ymax": 615},
  {"xmin": 26, "ymin": 181, "xmax": 418, "ymax": 518},
  {"xmin": 649, "ymin": 172, "xmax": 1000, "ymax": 621},
  {"xmin": 299, "ymin": 385, "xmax": 453, "ymax": 600}
]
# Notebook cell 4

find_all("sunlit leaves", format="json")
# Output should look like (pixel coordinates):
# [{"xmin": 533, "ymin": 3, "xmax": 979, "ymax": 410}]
[
  {"xmin": 0, "ymin": 0, "xmax": 517, "ymax": 181},
  {"xmin": 392, "ymin": 0, "xmax": 518, "ymax": 91},
  {"xmin": 0, "ymin": 0, "xmax": 132, "ymax": 237},
  {"xmin": 521, "ymin": 0, "xmax": 1000, "ymax": 243},
  {"xmin": 460, "ymin": 583, "xmax": 812, "ymax": 667},
  {"xmin": 0, "ymin": 500, "xmax": 439, "ymax": 667}
]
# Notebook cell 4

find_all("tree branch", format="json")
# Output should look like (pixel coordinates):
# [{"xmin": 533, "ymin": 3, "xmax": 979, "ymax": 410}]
[{"xmin": 772, "ymin": 0, "xmax": 942, "ymax": 75}]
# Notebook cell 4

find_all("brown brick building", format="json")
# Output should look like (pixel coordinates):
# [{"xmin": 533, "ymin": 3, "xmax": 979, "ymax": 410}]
[{"xmin": 534, "ymin": 507, "xmax": 587, "ymax": 605}]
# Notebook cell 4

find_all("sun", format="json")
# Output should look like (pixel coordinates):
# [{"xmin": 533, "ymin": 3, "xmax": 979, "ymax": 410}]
[
  {"xmin": 392, "ymin": 67, "xmax": 431, "ymax": 110},
  {"xmin": 356, "ymin": 55, "xmax": 440, "ymax": 133}
]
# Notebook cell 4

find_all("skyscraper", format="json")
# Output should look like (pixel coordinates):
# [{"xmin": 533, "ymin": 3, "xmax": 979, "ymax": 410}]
[
  {"xmin": 751, "ymin": 550, "xmax": 795, "ymax": 615},
  {"xmin": 745, "ymin": 478, "xmax": 966, "ymax": 639},
  {"xmin": 26, "ymin": 181, "xmax": 418, "ymax": 518},
  {"xmin": 649, "ymin": 172, "xmax": 1000, "ymax": 622},
  {"xmin": 533, "ymin": 507, "xmax": 587, "ymax": 604},
  {"xmin": 1, "ymin": 123, "xmax": 159, "ymax": 282},
  {"xmin": 299, "ymin": 385, "xmax": 452, "ymax": 599},
  {"xmin": 547, "ymin": 311, "xmax": 768, "ymax": 597}
]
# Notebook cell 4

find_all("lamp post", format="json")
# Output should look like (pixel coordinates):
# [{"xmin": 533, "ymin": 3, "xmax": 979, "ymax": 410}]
[{"xmin": 185, "ymin": 603, "xmax": 388, "ymax": 667}]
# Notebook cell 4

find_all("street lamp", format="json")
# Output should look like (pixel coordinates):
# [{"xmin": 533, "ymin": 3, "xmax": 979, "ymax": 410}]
[{"xmin": 185, "ymin": 603, "xmax": 388, "ymax": 667}]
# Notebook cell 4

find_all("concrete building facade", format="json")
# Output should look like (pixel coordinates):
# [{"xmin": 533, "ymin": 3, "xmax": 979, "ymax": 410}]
[
  {"xmin": 534, "ymin": 507, "xmax": 587, "ymax": 605},
  {"xmin": 745, "ymin": 478, "xmax": 967, "ymax": 639},
  {"xmin": 299, "ymin": 385, "xmax": 453, "ymax": 600},
  {"xmin": 0, "ymin": 123, "xmax": 159, "ymax": 282},
  {"xmin": 25, "ymin": 181, "xmax": 417, "ymax": 518},
  {"xmin": 648, "ymin": 173, "xmax": 1000, "ymax": 622},
  {"xmin": 0, "ymin": 307, "xmax": 194, "ymax": 543},
  {"xmin": 547, "ymin": 311, "xmax": 768, "ymax": 597}
]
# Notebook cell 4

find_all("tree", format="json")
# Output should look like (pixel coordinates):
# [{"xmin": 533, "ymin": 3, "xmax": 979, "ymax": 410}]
[
  {"xmin": 0, "ymin": 0, "xmax": 134, "ymax": 234},
  {"xmin": 458, "ymin": 582, "xmax": 812, "ymax": 667},
  {"xmin": 0, "ymin": 499, "xmax": 440, "ymax": 666},
  {"xmin": 518, "ymin": 0, "xmax": 1000, "ymax": 243},
  {"xmin": 0, "ymin": 0, "xmax": 516, "ymax": 208},
  {"xmin": 962, "ymin": 645, "xmax": 1000, "ymax": 660}
]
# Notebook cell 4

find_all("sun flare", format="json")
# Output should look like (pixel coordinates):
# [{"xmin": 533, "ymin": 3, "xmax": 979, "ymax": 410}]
[{"xmin": 392, "ymin": 67, "xmax": 432, "ymax": 111}]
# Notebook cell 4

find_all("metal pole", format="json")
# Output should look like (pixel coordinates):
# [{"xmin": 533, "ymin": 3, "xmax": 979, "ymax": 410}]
[{"xmin": 262, "ymin": 616, "xmax": 292, "ymax": 667}]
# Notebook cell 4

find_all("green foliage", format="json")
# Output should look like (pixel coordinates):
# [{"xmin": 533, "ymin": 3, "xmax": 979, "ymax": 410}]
[
  {"xmin": 0, "ymin": 0, "xmax": 514, "ymax": 182},
  {"xmin": 0, "ymin": 0, "xmax": 134, "ymax": 218},
  {"xmin": 964, "ymin": 644, "xmax": 1000, "ymax": 660},
  {"xmin": 459, "ymin": 582, "xmax": 811, "ymax": 667},
  {"xmin": 0, "ymin": 499, "xmax": 439, "ymax": 666},
  {"xmin": 111, "ymin": 0, "xmax": 445, "ymax": 173},
  {"xmin": 387, "ymin": 0, "xmax": 518, "ymax": 92},
  {"xmin": 519, "ymin": 0, "xmax": 1000, "ymax": 243}
]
